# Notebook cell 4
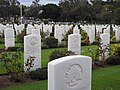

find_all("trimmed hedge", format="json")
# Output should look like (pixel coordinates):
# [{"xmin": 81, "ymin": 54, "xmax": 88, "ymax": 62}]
[{"xmin": 106, "ymin": 56, "xmax": 120, "ymax": 65}]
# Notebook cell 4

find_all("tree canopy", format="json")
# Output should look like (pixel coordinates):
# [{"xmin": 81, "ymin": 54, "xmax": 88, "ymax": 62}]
[{"xmin": 0, "ymin": 0, "xmax": 120, "ymax": 24}]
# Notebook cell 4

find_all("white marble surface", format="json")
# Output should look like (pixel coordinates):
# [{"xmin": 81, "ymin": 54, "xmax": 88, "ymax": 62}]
[
  {"xmin": 48, "ymin": 55, "xmax": 92, "ymax": 90},
  {"xmin": 24, "ymin": 34, "xmax": 41, "ymax": 71}
]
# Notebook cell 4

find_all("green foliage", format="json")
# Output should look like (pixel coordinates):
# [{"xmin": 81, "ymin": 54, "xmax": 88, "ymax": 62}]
[
  {"xmin": 0, "ymin": 50, "xmax": 35, "ymax": 82},
  {"xmin": 0, "ymin": 51, "xmax": 24, "ymax": 82},
  {"xmin": 6, "ymin": 47, "xmax": 23, "ymax": 51},
  {"xmin": 29, "ymin": 68, "xmax": 47, "ymax": 80},
  {"xmin": 106, "ymin": 56, "xmax": 120, "ymax": 65},
  {"xmin": 43, "ymin": 36, "xmax": 58, "ymax": 48},
  {"xmin": 25, "ymin": 55, "xmax": 36, "ymax": 71},
  {"xmin": 87, "ymin": 35, "xmax": 110, "ymax": 64},
  {"xmin": 88, "ymin": 48, "xmax": 99, "ymax": 61},
  {"xmin": 41, "ymin": 4, "xmax": 62, "ymax": 21},
  {"xmin": 81, "ymin": 30, "xmax": 88, "ymax": 40},
  {"xmin": 112, "ymin": 44, "xmax": 120, "ymax": 57},
  {"xmin": 58, "ymin": 41, "xmax": 67, "ymax": 48},
  {"xmin": 62, "ymin": 27, "xmax": 73, "ymax": 42},
  {"xmin": 0, "ymin": 33, "xmax": 4, "ymax": 44},
  {"xmin": 40, "ymin": 31, "xmax": 48, "ymax": 42},
  {"xmin": 49, "ymin": 50, "xmax": 75, "ymax": 62},
  {"xmin": 97, "ymin": 35, "xmax": 110, "ymax": 62},
  {"xmin": 17, "ymin": 28, "xmax": 26, "ymax": 46},
  {"xmin": 42, "ymin": 19, "xmax": 49, "ymax": 24},
  {"xmin": 110, "ymin": 36, "xmax": 116, "ymax": 42}
]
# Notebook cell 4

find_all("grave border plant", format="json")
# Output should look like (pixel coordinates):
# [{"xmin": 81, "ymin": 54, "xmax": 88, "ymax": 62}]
[{"xmin": 0, "ymin": 50, "xmax": 35, "ymax": 83}]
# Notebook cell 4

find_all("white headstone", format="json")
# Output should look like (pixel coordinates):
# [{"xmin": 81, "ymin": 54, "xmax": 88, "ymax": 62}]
[
  {"xmin": 100, "ymin": 33, "xmax": 110, "ymax": 46},
  {"xmin": 115, "ymin": 29, "xmax": 120, "ymax": 41},
  {"xmin": 100, "ymin": 33, "xmax": 110, "ymax": 60},
  {"xmin": 73, "ymin": 25, "xmax": 80, "ymax": 34},
  {"xmin": 24, "ymin": 34, "xmax": 41, "ymax": 71},
  {"xmin": 32, "ymin": 29, "xmax": 40, "ymax": 35},
  {"xmin": 104, "ymin": 25, "xmax": 110, "ymax": 33},
  {"xmin": 48, "ymin": 55, "xmax": 92, "ymax": 90},
  {"xmin": 4, "ymin": 27, "xmax": 15, "ymax": 48},
  {"xmin": 88, "ymin": 28, "xmax": 95, "ymax": 44},
  {"xmin": 68, "ymin": 34, "xmax": 81, "ymax": 55},
  {"xmin": 26, "ymin": 24, "xmax": 35, "ymax": 35},
  {"xmin": 54, "ymin": 25, "xmax": 64, "ymax": 43},
  {"xmin": 43, "ymin": 24, "xmax": 52, "ymax": 33}
]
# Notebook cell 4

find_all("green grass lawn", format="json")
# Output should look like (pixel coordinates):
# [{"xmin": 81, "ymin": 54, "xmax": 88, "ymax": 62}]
[
  {"xmin": 0, "ymin": 45, "xmax": 97, "ymax": 74},
  {"xmin": 0, "ymin": 43, "xmax": 119, "ymax": 74},
  {"xmin": 1, "ymin": 65, "xmax": 120, "ymax": 90}
]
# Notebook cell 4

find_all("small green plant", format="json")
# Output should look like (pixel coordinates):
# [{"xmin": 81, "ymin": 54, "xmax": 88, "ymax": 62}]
[
  {"xmin": 112, "ymin": 44, "xmax": 120, "ymax": 57},
  {"xmin": 29, "ymin": 68, "xmax": 47, "ymax": 80},
  {"xmin": 49, "ymin": 50, "xmax": 75, "ymax": 61},
  {"xmin": 0, "ymin": 33, "xmax": 4, "ymax": 44},
  {"xmin": 96, "ymin": 34, "xmax": 110, "ymax": 62},
  {"xmin": 43, "ymin": 36, "xmax": 58, "ymax": 48},
  {"xmin": 1, "ymin": 51, "xmax": 35, "ymax": 82},
  {"xmin": 1, "ymin": 51, "xmax": 24, "ymax": 82},
  {"xmin": 88, "ymin": 35, "xmax": 110, "ymax": 66},
  {"xmin": 81, "ymin": 30, "xmax": 88, "ymax": 40},
  {"xmin": 110, "ymin": 36, "xmax": 116, "ymax": 42},
  {"xmin": 17, "ymin": 28, "xmax": 26, "ymax": 46},
  {"xmin": 62, "ymin": 28, "xmax": 73, "ymax": 42},
  {"xmin": 106, "ymin": 56, "xmax": 120, "ymax": 65},
  {"xmin": 25, "ymin": 55, "xmax": 36, "ymax": 71},
  {"xmin": 88, "ymin": 48, "xmax": 99, "ymax": 61},
  {"xmin": 40, "ymin": 31, "xmax": 48, "ymax": 42}
]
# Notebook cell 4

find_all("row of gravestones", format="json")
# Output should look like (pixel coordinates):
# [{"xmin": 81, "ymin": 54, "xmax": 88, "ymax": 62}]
[
  {"xmin": 2, "ymin": 24, "xmax": 112, "ymax": 90},
  {"xmin": 24, "ymin": 26, "xmax": 111, "ymax": 69},
  {"xmin": 2, "ymin": 24, "xmax": 120, "ymax": 47},
  {"xmin": 2, "ymin": 24, "xmax": 120, "ymax": 48},
  {"xmin": 24, "ymin": 33, "xmax": 92, "ymax": 90},
  {"xmin": 24, "ymin": 28, "xmax": 110, "ymax": 90}
]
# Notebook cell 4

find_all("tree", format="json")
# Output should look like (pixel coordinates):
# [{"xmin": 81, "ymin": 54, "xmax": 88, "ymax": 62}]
[
  {"xmin": 41, "ymin": 4, "xmax": 62, "ymax": 21},
  {"xmin": 25, "ymin": 0, "xmax": 42, "ymax": 19},
  {"xmin": 0, "ymin": 0, "xmax": 20, "ymax": 22}
]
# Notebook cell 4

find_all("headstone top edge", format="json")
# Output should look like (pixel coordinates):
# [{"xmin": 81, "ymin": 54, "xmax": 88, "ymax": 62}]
[
  {"xmin": 24, "ymin": 34, "xmax": 40, "ymax": 37},
  {"xmin": 48, "ymin": 55, "xmax": 92, "ymax": 66}
]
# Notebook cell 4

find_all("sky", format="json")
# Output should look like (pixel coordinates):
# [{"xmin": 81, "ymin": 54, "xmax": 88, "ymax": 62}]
[
  {"xmin": 18, "ymin": 0, "xmax": 107, "ymax": 6},
  {"xmin": 18, "ymin": 0, "xmax": 59, "ymax": 6}
]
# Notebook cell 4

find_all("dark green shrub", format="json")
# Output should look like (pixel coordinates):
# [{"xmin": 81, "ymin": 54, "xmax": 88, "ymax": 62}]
[
  {"xmin": 110, "ymin": 36, "xmax": 116, "ymax": 42},
  {"xmin": 0, "ymin": 33, "xmax": 4, "ymax": 44},
  {"xmin": 81, "ymin": 41, "xmax": 88, "ymax": 46},
  {"xmin": 1, "ymin": 51, "xmax": 24, "ymax": 82},
  {"xmin": 17, "ymin": 28, "xmax": 26, "ymax": 45},
  {"xmin": 92, "ymin": 41, "xmax": 99, "ymax": 45},
  {"xmin": 29, "ymin": 68, "xmax": 47, "ymax": 80},
  {"xmin": 6, "ymin": 47, "xmax": 23, "ymax": 51},
  {"xmin": 112, "ymin": 44, "xmax": 120, "ymax": 57},
  {"xmin": 43, "ymin": 36, "xmax": 58, "ymax": 48},
  {"xmin": 106, "ymin": 56, "xmax": 120, "ymax": 65},
  {"xmin": 41, "ymin": 42, "xmax": 49, "ymax": 49},
  {"xmin": 49, "ymin": 50, "xmax": 75, "ymax": 62},
  {"xmin": 1, "ymin": 51, "xmax": 35, "ymax": 82},
  {"xmin": 58, "ymin": 41, "xmax": 67, "ymax": 48},
  {"xmin": 42, "ymin": 19, "xmax": 49, "ymax": 24},
  {"xmin": 81, "ymin": 30, "xmax": 88, "ymax": 40},
  {"xmin": 40, "ymin": 31, "xmax": 48, "ymax": 42}
]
